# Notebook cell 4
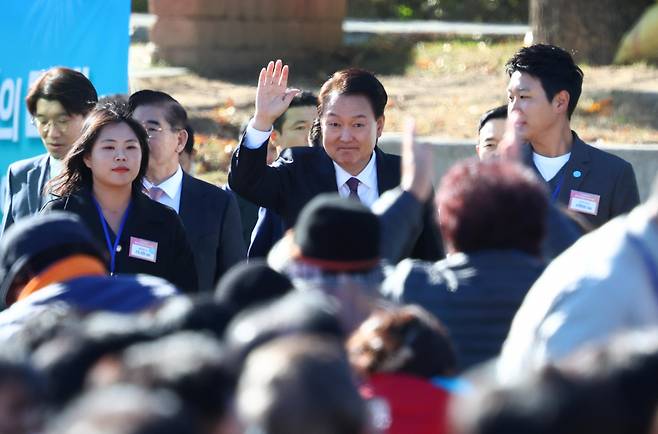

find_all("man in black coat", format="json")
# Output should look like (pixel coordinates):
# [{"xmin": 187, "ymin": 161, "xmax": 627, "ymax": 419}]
[
  {"xmin": 129, "ymin": 91, "xmax": 245, "ymax": 291},
  {"xmin": 229, "ymin": 60, "xmax": 442, "ymax": 262}
]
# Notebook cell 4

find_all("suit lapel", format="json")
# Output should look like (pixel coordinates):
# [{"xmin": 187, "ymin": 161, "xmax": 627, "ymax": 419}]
[
  {"xmin": 178, "ymin": 173, "xmax": 195, "ymax": 226},
  {"xmin": 558, "ymin": 133, "xmax": 590, "ymax": 203},
  {"xmin": 27, "ymin": 156, "xmax": 49, "ymax": 213},
  {"xmin": 316, "ymin": 148, "xmax": 340, "ymax": 193},
  {"xmin": 375, "ymin": 147, "xmax": 400, "ymax": 194}
]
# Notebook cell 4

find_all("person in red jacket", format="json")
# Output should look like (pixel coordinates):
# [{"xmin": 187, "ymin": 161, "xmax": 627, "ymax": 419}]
[{"xmin": 348, "ymin": 305, "xmax": 461, "ymax": 434}]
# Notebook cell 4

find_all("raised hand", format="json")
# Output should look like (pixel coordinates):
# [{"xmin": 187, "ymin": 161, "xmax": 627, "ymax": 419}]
[
  {"xmin": 497, "ymin": 110, "xmax": 524, "ymax": 161},
  {"xmin": 400, "ymin": 118, "xmax": 434, "ymax": 202},
  {"xmin": 253, "ymin": 60, "xmax": 300, "ymax": 131}
]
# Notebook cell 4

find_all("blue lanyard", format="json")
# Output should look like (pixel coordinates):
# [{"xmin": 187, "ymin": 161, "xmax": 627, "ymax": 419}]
[
  {"xmin": 551, "ymin": 171, "xmax": 566, "ymax": 203},
  {"xmin": 626, "ymin": 233, "xmax": 658, "ymax": 293},
  {"xmin": 92, "ymin": 197, "xmax": 132, "ymax": 276}
]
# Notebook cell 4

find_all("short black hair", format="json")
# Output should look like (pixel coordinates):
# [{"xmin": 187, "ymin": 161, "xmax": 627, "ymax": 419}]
[
  {"xmin": 183, "ymin": 124, "xmax": 195, "ymax": 155},
  {"xmin": 26, "ymin": 67, "xmax": 98, "ymax": 116},
  {"xmin": 121, "ymin": 332, "xmax": 236, "ymax": 427},
  {"xmin": 478, "ymin": 105, "xmax": 508, "ymax": 132},
  {"xmin": 128, "ymin": 90, "xmax": 188, "ymax": 130},
  {"xmin": 273, "ymin": 91, "xmax": 318, "ymax": 132},
  {"xmin": 319, "ymin": 68, "xmax": 388, "ymax": 119},
  {"xmin": 505, "ymin": 44, "xmax": 584, "ymax": 118}
]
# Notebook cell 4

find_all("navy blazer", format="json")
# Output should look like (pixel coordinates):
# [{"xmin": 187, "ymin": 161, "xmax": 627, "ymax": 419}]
[
  {"xmin": 523, "ymin": 132, "xmax": 640, "ymax": 228},
  {"xmin": 42, "ymin": 188, "xmax": 199, "ymax": 293},
  {"xmin": 1, "ymin": 154, "xmax": 51, "ymax": 236},
  {"xmin": 229, "ymin": 138, "xmax": 443, "ymax": 261},
  {"xmin": 178, "ymin": 172, "xmax": 245, "ymax": 291},
  {"xmin": 247, "ymin": 207, "xmax": 285, "ymax": 259}
]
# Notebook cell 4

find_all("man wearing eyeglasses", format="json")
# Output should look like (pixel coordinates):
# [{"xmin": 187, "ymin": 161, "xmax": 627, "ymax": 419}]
[
  {"xmin": 128, "ymin": 90, "xmax": 245, "ymax": 291},
  {"xmin": 1, "ymin": 67, "xmax": 98, "ymax": 235}
]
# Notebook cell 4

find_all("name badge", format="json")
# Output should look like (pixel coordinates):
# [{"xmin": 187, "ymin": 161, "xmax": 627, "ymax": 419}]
[
  {"xmin": 129, "ymin": 237, "xmax": 158, "ymax": 263},
  {"xmin": 568, "ymin": 190, "xmax": 600, "ymax": 216}
]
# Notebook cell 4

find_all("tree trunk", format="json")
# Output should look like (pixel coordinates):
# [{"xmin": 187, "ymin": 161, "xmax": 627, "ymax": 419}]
[{"xmin": 530, "ymin": 0, "xmax": 654, "ymax": 65}]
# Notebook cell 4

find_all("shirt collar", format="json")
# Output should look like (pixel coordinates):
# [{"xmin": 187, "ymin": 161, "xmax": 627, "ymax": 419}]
[
  {"xmin": 333, "ymin": 151, "xmax": 377, "ymax": 189},
  {"xmin": 48, "ymin": 155, "xmax": 64, "ymax": 179},
  {"xmin": 143, "ymin": 165, "xmax": 183, "ymax": 199}
]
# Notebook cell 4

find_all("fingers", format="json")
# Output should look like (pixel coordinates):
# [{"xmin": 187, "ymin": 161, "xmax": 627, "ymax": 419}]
[
  {"xmin": 498, "ymin": 111, "xmax": 523, "ymax": 161},
  {"xmin": 401, "ymin": 117, "xmax": 433, "ymax": 202},
  {"xmin": 262, "ymin": 60, "xmax": 289, "ymax": 88},
  {"xmin": 402, "ymin": 117, "xmax": 416, "ymax": 155},
  {"xmin": 273, "ymin": 60, "xmax": 283, "ymax": 85},
  {"xmin": 283, "ymin": 88, "xmax": 301, "ymax": 105},
  {"xmin": 279, "ymin": 64, "xmax": 288, "ymax": 88},
  {"xmin": 266, "ymin": 61, "xmax": 275, "ymax": 85},
  {"xmin": 257, "ymin": 67, "xmax": 266, "ymax": 89}
]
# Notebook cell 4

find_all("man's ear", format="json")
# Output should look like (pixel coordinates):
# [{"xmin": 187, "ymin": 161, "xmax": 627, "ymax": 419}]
[
  {"xmin": 175, "ymin": 129, "xmax": 189, "ymax": 154},
  {"xmin": 376, "ymin": 115, "xmax": 385, "ymax": 138},
  {"xmin": 271, "ymin": 129, "xmax": 280, "ymax": 145},
  {"xmin": 553, "ymin": 90, "xmax": 571, "ymax": 115}
]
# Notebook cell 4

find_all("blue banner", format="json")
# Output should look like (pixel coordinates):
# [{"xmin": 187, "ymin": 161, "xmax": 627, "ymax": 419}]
[{"xmin": 0, "ymin": 0, "xmax": 131, "ymax": 174}]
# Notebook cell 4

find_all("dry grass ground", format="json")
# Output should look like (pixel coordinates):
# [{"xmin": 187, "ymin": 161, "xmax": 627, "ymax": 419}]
[{"xmin": 130, "ymin": 38, "xmax": 658, "ymax": 184}]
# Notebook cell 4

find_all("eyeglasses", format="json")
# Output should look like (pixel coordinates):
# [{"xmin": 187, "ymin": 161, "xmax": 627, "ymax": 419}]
[
  {"xmin": 141, "ymin": 123, "xmax": 182, "ymax": 138},
  {"xmin": 32, "ymin": 116, "xmax": 72, "ymax": 133}
]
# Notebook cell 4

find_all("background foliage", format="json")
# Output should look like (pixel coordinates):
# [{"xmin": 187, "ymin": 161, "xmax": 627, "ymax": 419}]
[{"xmin": 347, "ymin": 0, "xmax": 529, "ymax": 22}]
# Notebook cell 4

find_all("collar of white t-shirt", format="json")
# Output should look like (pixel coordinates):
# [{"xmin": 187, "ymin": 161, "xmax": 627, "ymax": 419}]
[
  {"xmin": 333, "ymin": 152, "xmax": 379, "ymax": 207},
  {"xmin": 142, "ymin": 165, "xmax": 184, "ymax": 212},
  {"xmin": 533, "ymin": 152, "xmax": 571, "ymax": 182},
  {"xmin": 48, "ymin": 155, "xmax": 64, "ymax": 180}
]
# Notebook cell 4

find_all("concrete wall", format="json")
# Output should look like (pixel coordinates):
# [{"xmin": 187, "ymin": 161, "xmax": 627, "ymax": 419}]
[
  {"xmin": 148, "ymin": 0, "xmax": 345, "ymax": 76},
  {"xmin": 378, "ymin": 134, "xmax": 658, "ymax": 202}
]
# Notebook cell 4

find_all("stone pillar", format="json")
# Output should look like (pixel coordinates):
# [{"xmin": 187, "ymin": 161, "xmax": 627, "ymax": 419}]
[{"xmin": 149, "ymin": 0, "xmax": 346, "ymax": 75}]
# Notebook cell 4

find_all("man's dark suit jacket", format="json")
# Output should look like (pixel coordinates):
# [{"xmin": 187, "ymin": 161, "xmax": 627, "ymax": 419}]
[
  {"xmin": 247, "ymin": 207, "xmax": 285, "ymax": 259},
  {"xmin": 43, "ymin": 188, "xmax": 199, "ymax": 293},
  {"xmin": 522, "ymin": 132, "xmax": 640, "ymax": 228},
  {"xmin": 179, "ymin": 173, "xmax": 245, "ymax": 291},
  {"xmin": 1, "ymin": 154, "xmax": 50, "ymax": 236},
  {"xmin": 229, "ymin": 139, "xmax": 443, "ymax": 261}
]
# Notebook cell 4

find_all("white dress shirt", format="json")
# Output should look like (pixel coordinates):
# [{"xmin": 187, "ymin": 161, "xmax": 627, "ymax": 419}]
[
  {"xmin": 243, "ymin": 119, "xmax": 380, "ymax": 208},
  {"xmin": 333, "ymin": 153, "xmax": 378, "ymax": 207},
  {"xmin": 142, "ymin": 165, "xmax": 184, "ymax": 213}
]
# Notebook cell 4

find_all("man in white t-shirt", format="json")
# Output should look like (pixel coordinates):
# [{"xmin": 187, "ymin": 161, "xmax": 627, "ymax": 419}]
[{"xmin": 506, "ymin": 44, "xmax": 639, "ymax": 228}]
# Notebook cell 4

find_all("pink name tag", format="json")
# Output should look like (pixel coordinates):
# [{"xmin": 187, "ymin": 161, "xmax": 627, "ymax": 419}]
[
  {"xmin": 568, "ymin": 190, "xmax": 600, "ymax": 216},
  {"xmin": 129, "ymin": 237, "xmax": 158, "ymax": 263}
]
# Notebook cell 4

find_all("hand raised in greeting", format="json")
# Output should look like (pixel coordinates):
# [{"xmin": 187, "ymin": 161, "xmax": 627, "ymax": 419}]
[{"xmin": 252, "ymin": 59, "xmax": 300, "ymax": 132}]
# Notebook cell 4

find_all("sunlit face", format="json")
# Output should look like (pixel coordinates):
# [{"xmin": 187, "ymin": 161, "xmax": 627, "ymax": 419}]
[
  {"xmin": 131, "ymin": 104, "xmax": 185, "ymax": 175},
  {"xmin": 33, "ymin": 99, "xmax": 85, "ymax": 160},
  {"xmin": 274, "ymin": 105, "xmax": 317, "ymax": 153},
  {"xmin": 83, "ymin": 122, "xmax": 142, "ymax": 188},
  {"xmin": 476, "ymin": 118, "xmax": 506, "ymax": 160},
  {"xmin": 321, "ymin": 94, "xmax": 384, "ymax": 176},
  {"xmin": 507, "ymin": 71, "xmax": 562, "ymax": 143}
]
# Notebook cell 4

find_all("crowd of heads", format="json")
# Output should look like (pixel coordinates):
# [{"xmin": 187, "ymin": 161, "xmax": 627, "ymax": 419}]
[{"xmin": 0, "ymin": 41, "xmax": 653, "ymax": 434}]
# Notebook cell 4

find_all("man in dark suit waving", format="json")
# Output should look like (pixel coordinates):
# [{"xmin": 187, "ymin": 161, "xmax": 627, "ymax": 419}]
[
  {"xmin": 129, "ymin": 91, "xmax": 245, "ymax": 291},
  {"xmin": 229, "ymin": 60, "xmax": 442, "ymax": 261}
]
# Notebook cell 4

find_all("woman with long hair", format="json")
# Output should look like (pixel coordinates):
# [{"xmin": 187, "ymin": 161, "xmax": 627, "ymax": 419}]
[{"xmin": 42, "ymin": 101, "xmax": 198, "ymax": 293}]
